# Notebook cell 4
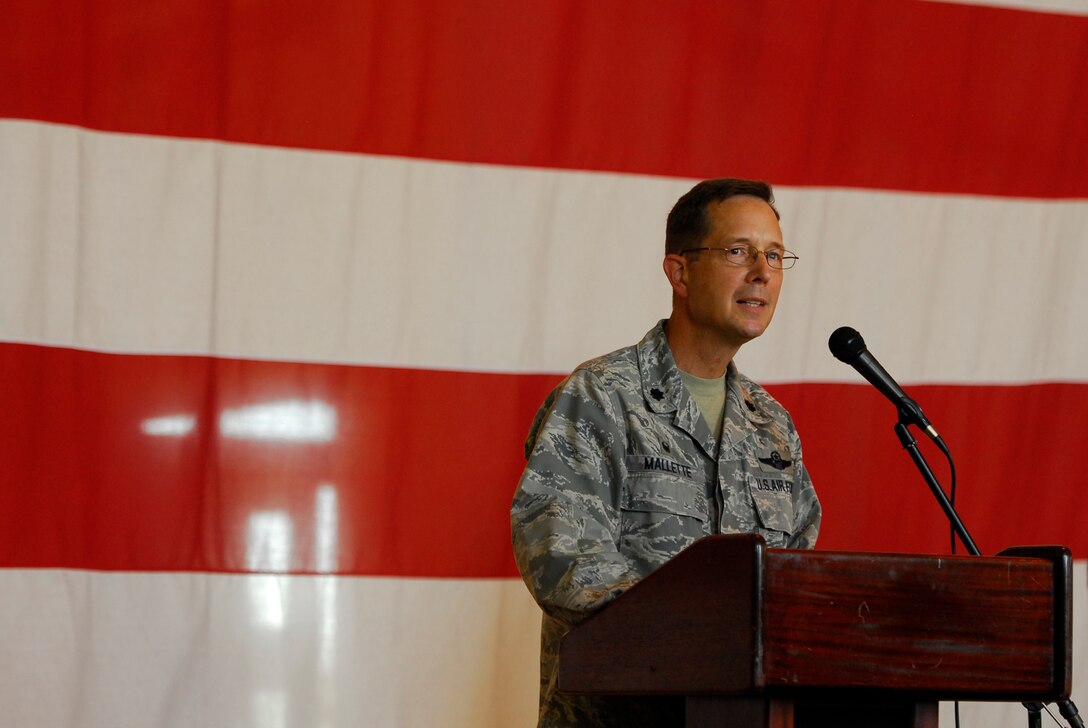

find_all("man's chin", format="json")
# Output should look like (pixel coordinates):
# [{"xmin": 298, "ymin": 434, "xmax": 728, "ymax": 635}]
[
  {"xmin": 714, "ymin": 326, "xmax": 767, "ymax": 352},
  {"xmin": 736, "ymin": 321, "xmax": 770, "ymax": 342}
]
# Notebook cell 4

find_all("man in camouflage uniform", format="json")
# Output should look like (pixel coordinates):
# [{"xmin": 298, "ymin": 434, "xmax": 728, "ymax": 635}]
[{"xmin": 510, "ymin": 178, "xmax": 822, "ymax": 727}]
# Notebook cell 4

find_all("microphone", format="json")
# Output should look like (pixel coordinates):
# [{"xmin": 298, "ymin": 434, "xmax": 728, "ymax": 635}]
[{"xmin": 828, "ymin": 326, "xmax": 942, "ymax": 443}]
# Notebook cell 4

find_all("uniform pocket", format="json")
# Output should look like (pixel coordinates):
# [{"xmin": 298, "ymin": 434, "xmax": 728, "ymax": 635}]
[
  {"xmin": 623, "ymin": 473, "xmax": 708, "ymax": 521},
  {"xmin": 619, "ymin": 474, "xmax": 708, "ymax": 567},
  {"xmin": 748, "ymin": 474, "xmax": 795, "ymax": 537}
]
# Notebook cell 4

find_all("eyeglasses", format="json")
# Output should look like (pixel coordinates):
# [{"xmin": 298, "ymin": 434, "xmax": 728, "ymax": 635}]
[{"xmin": 679, "ymin": 244, "xmax": 798, "ymax": 270}]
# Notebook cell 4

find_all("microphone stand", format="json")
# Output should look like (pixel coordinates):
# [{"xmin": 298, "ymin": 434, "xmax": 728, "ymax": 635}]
[
  {"xmin": 1026, "ymin": 703, "xmax": 1045, "ymax": 728},
  {"xmin": 892, "ymin": 410, "xmax": 1084, "ymax": 728},
  {"xmin": 893, "ymin": 413, "xmax": 979, "ymax": 557}
]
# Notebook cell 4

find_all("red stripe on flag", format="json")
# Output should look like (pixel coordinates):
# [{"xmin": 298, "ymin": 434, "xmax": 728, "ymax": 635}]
[
  {"xmin": 1, "ymin": 342, "xmax": 1084, "ymax": 575},
  {"xmin": 0, "ymin": 342, "xmax": 559, "ymax": 576},
  {"xmin": 2, "ymin": 0, "xmax": 1086, "ymax": 197},
  {"xmin": 769, "ymin": 381, "xmax": 1086, "ymax": 558}
]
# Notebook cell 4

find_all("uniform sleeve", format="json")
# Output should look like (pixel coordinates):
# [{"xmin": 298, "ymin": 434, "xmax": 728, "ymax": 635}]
[
  {"xmin": 785, "ymin": 416, "xmax": 822, "ymax": 549},
  {"xmin": 510, "ymin": 371, "xmax": 642, "ymax": 627}
]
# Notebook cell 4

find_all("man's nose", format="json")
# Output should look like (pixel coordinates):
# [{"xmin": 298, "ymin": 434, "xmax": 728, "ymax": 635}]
[{"xmin": 747, "ymin": 250, "xmax": 773, "ymax": 279}]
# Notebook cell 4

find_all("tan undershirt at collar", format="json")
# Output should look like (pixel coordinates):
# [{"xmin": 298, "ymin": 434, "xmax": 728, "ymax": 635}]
[{"xmin": 678, "ymin": 369, "xmax": 727, "ymax": 443}]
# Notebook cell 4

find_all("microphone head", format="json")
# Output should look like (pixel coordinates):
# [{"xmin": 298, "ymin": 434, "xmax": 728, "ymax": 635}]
[{"xmin": 829, "ymin": 326, "xmax": 867, "ymax": 363}]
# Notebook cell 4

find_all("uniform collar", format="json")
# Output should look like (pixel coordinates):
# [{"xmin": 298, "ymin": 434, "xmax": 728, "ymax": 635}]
[
  {"xmin": 636, "ymin": 320, "xmax": 774, "ymax": 435},
  {"xmin": 636, "ymin": 320, "xmax": 688, "ymax": 416},
  {"xmin": 726, "ymin": 365, "xmax": 774, "ymax": 427}
]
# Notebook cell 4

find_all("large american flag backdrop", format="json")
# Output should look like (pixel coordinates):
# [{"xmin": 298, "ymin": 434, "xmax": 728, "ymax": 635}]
[{"xmin": 2, "ymin": 0, "xmax": 1087, "ymax": 725}]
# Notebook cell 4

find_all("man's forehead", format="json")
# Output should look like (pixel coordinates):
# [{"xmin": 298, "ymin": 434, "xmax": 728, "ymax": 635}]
[{"xmin": 706, "ymin": 196, "xmax": 783, "ymax": 243}]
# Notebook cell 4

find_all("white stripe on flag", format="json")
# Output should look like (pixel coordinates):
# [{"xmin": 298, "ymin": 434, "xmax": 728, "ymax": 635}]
[
  {"xmin": 0, "ymin": 569, "xmax": 541, "ymax": 728},
  {"xmin": 3, "ymin": 119, "xmax": 1087, "ymax": 383},
  {"xmin": 1, "ymin": 565, "xmax": 1084, "ymax": 728}
]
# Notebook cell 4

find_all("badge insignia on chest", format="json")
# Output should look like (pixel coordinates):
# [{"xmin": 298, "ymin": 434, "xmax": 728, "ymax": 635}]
[{"xmin": 757, "ymin": 450, "xmax": 792, "ymax": 471}]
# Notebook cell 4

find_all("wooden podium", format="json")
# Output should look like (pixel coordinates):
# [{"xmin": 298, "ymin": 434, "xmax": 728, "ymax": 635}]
[{"xmin": 558, "ymin": 535, "xmax": 1072, "ymax": 727}]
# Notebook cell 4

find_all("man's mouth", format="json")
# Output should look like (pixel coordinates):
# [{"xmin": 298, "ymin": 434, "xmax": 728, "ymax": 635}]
[{"xmin": 737, "ymin": 297, "xmax": 767, "ymax": 308}]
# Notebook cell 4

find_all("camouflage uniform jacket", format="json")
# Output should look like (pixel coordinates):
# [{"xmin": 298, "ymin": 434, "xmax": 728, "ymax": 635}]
[{"xmin": 510, "ymin": 321, "xmax": 821, "ymax": 727}]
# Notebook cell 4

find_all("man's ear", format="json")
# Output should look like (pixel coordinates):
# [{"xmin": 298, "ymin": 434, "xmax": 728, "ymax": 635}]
[{"xmin": 662, "ymin": 254, "xmax": 689, "ymax": 298}]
